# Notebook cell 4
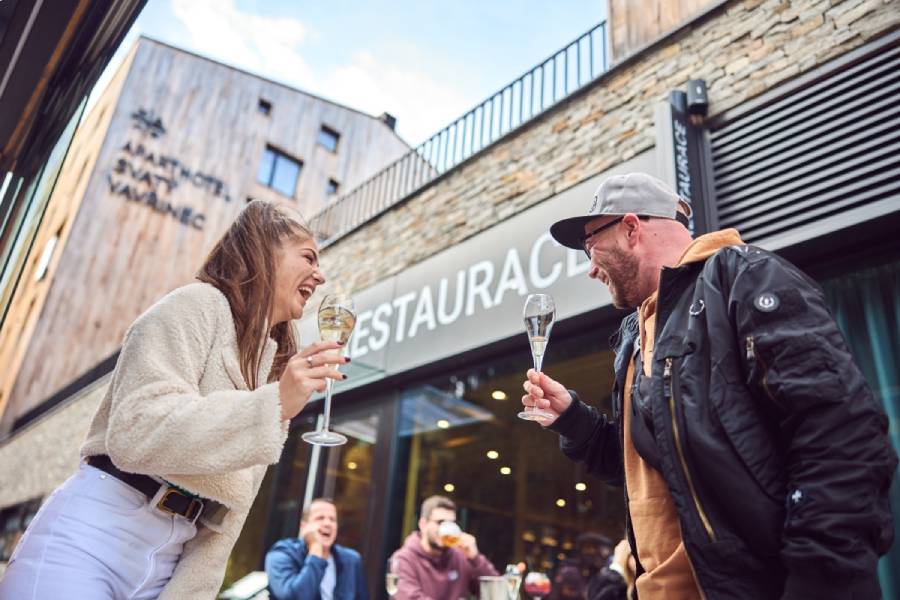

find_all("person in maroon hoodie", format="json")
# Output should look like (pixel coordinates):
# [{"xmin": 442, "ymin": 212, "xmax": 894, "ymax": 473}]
[{"xmin": 390, "ymin": 495, "xmax": 498, "ymax": 600}]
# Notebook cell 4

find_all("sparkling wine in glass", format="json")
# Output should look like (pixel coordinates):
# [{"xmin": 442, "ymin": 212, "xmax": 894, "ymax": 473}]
[
  {"xmin": 518, "ymin": 293, "xmax": 556, "ymax": 421},
  {"xmin": 385, "ymin": 559, "xmax": 399, "ymax": 596},
  {"xmin": 302, "ymin": 293, "xmax": 356, "ymax": 446},
  {"xmin": 504, "ymin": 564, "xmax": 523, "ymax": 600}
]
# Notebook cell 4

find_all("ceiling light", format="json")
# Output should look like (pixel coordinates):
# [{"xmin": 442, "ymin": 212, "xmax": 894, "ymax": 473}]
[
  {"xmin": 500, "ymin": 466, "xmax": 512, "ymax": 475},
  {"xmin": 556, "ymin": 498, "xmax": 566, "ymax": 507},
  {"xmin": 491, "ymin": 390, "xmax": 508, "ymax": 400},
  {"xmin": 347, "ymin": 461, "xmax": 358, "ymax": 470},
  {"xmin": 486, "ymin": 450, "xmax": 499, "ymax": 459},
  {"xmin": 575, "ymin": 482, "xmax": 587, "ymax": 491},
  {"xmin": 444, "ymin": 483, "xmax": 455, "ymax": 492},
  {"xmin": 436, "ymin": 419, "xmax": 450, "ymax": 429}
]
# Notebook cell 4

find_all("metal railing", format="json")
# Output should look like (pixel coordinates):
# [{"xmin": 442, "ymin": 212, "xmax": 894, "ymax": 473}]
[{"xmin": 310, "ymin": 21, "xmax": 608, "ymax": 246}]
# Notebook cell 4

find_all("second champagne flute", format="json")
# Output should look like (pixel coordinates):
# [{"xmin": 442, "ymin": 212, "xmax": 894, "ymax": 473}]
[
  {"xmin": 385, "ymin": 559, "xmax": 399, "ymax": 597},
  {"xmin": 518, "ymin": 293, "xmax": 556, "ymax": 421},
  {"xmin": 302, "ymin": 293, "xmax": 356, "ymax": 446}
]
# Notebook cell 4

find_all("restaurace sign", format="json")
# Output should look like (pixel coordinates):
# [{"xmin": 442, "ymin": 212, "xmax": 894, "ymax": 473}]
[
  {"xmin": 105, "ymin": 108, "xmax": 235, "ymax": 230},
  {"xmin": 348, "ymin": 232, "xmax": 590, "ymax": 359},
  {"xmin": 297, "ymin": 151, "xmax": 670, "ymax": 383}
]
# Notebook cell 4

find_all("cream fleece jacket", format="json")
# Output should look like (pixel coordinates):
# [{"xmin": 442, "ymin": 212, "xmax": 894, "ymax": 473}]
[{"xmin": 80, "ymin": 282, "xmax": 290, "ymax": 599}]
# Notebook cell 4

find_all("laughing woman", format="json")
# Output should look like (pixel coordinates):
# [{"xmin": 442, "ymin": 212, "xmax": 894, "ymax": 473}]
[{"xmin": 0, "ymin": 200, "xmax": 346, "ymax": 600}]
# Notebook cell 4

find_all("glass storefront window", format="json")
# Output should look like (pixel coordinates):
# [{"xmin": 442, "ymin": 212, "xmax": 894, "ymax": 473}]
[
  {"xmin": 816, "ymin": 251, "xmax": 900, "ymax": 600},
  {"xmin": 223, "ymin": 412, "xmax": 318, "ymax": 589},
  {"xmin": 0, "ymin": 97, "xmax": 86, "ymax": 327},
  {"xmin": 325, "ymin": 408, "xmax": 382, "ymax": 551},
  {"xmin": 390, "ymin": 325, "xmax": 625, "ymax": 577}
]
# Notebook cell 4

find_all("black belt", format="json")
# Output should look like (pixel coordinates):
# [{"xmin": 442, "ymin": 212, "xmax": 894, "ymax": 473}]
[{"xmin": 87, "ymin": 455, "xmax": 204, "ymax": 521}]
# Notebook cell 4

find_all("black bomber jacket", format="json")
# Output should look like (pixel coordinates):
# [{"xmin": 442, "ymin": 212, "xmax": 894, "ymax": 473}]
[{"xmin": 550, "ymin": 244, "xmax": 896, "ymax": 600}]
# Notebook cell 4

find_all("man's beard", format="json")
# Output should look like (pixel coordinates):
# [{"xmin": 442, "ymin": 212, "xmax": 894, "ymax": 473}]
[
  {"xmin": 604, "ymin": 245, "xmax": 643, "ymax": 309},
  {"xmin": 427, "ymin": 530, "xmax": 443, "ymax": 549}
]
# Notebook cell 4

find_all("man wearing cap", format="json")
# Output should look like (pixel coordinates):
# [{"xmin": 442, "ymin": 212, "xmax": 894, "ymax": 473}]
[{"xmin": 522, "ymin": 173, "xmax": 895, "ymax": 599}]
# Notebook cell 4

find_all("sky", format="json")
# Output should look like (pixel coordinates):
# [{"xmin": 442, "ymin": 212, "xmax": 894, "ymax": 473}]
[{"xmin": 93, "ymin": 0, "xmax": 607, "ymax": 145}]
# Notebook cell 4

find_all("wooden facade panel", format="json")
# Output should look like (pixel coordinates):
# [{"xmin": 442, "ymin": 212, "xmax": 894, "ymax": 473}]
[
  {"xmin": 609, "ymin": 0, "xmax": 721, "ymax": 61},
  {"xmin": 2, "ymin": 38, "xmax": 409, "ymax": 429}
]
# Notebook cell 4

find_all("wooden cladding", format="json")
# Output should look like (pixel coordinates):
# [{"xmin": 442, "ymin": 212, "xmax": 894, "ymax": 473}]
[{"xmin": 608, "ymin": 0, "xmax": 721, "ymax": 62}]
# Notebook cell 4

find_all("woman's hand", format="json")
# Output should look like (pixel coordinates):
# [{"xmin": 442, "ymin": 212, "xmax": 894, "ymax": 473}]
[{"xmin": 279, "ymin": 341, "xmax": 348, "ymax": 421}]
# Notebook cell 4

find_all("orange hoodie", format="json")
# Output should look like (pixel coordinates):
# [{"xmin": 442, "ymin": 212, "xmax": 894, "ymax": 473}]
[{"xmin": 625, "ymin": 229, "xmax": 744, "ymax": 600}]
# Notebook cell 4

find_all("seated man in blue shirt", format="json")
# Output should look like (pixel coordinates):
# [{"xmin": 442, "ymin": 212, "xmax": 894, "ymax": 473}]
[{"xmin": 265, "ymin": 498, "xmax": 368, "ymax": 600}]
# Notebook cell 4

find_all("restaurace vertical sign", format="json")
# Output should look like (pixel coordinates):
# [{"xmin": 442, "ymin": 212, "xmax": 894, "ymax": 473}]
[{"xmin": 665, "ymin": 89, "xmax": 717, "ymax": 236}]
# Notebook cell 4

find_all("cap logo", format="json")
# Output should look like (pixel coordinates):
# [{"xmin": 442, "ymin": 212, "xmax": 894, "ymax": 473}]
[{"xmin": 589, "ymin": 196, "xmax": 600, "ymax": 214}]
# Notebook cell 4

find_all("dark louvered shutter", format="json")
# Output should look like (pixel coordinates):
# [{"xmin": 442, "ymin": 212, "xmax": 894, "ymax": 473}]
[{"xmin": 709, "ymin": 32, "xmax": 900, "ymax": 244}]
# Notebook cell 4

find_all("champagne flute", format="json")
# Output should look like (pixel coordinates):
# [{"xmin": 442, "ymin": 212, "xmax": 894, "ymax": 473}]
[
  {"xmin": 302, "ymin": 293, "xmax": 356, "ymax": 446},
  {"xmin": 504, "ymin": 564, "xmax": 523, "ymax": 600},
  {"xmin": 385, "ymin": 559, "xmax": 399, "ymax": 596},
  {"xmin": 518, "ymin": 293, "xmax": 556, "ymax": 420}
]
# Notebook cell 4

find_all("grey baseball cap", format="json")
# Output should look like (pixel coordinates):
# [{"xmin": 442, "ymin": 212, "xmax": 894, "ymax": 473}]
[{"xmin": 550, "ymin": 172, "xmax": 693, "ymax": 250}]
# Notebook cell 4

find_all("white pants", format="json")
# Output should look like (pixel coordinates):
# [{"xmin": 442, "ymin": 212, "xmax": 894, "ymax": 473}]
[{"xmin": 0, "ymin": 462, "xmax": 197, "ymax": 600}]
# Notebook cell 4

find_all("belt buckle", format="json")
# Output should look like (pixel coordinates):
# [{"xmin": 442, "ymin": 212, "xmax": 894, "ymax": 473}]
[{"xmin": 157, "ymin": 488, "xmax": 204, "ymax": 522}]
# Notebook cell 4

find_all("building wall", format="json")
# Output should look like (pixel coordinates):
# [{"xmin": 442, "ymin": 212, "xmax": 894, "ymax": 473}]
[
  {"xmin": 0, "ymin": 377, "xmax": 108, "ymax": 508},
  {"xmin": 608, "ymin": 0, "xmax": 724, "ymax": 61},
  {"xmin": 0, "ymin": 38, "xmax": 410, "ymax": 431},
  {"xmin": 311, "ymin": 0, "xmax": 899, "ymax": 301},
  {"xmin": 0, "ymin": 0, "xmax": 897, "ymax": 504}
]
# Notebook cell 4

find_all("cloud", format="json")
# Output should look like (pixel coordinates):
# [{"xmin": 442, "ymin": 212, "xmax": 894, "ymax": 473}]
[
  {"xmin": 170, "ymin": 0, "xmax": 317, "ymax": 89},
  {"xmin": 167, "ymin": 0, "xmax": 471, "ymax": 144},
  {"xmin": 321, "ymin": 51, "xmax": 471, "ymax": 145}
]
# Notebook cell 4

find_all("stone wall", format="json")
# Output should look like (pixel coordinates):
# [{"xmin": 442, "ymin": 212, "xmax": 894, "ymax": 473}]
[
  {"xmin": 315, "ymin": 0, "xmax": 899, "ymax": 298},
  {"xmin": 0, "ymin": 378, "xmax": 108, "ymax": 508}
]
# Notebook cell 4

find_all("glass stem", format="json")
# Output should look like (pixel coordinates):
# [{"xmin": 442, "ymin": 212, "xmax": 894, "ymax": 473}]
[
  {"xmin": 531, "ymin": 355, "xmax": 543, "ymax": 413},
  {"xmin": 321, "ymin": 377, "xmax": 335, "ymax": 431}
]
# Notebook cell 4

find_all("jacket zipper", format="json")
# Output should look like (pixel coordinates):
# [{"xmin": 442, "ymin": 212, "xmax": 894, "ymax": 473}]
[
  {"xmin": 745, "ymin": 336, "xmax": 785, "ymax": 411},
  {"xmin": 664, "ymin": 357, "xmax": 717, "ymax": 543}
]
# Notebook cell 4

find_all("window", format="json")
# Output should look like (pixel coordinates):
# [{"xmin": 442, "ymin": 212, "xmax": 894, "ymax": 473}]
[
  {"xmin": 258, "ymin": 99, "xmax": 272, "ymax": 116},
  {"xmin": 223, "ymin": 412, "xmax": 318, "ymax": 589},
  {"xmin": 257, "ymin": 146, "xmax": 302, "ymax": 198},
  {"xmin": 326, "ymin": 179, "xmax": 340, "ymax": 196},
  {"xmin": 388, "ymin": 326, "xmax": 624, "ymax": 575},
  {"xmin": 317, "ymin": 125, "xmax": 340, "ymax": 153},
  {"xmin": 0, "ymin": 498, "xmax": 42, "ymax": 561},
  {"xmin": 33, "ymin": 232, "xmax": 60, "ymax": 282}
]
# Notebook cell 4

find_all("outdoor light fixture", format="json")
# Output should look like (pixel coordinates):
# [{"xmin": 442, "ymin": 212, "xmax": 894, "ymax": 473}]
[
  {"xmin": 491, "ymin": 390, "xmax": 508, "ymax": 400},
  {"xmin": 486, "ymin": 450, "xmax": 500, "ymax": 459},
  {"xmin": 687, "ymin": 79, "xmax": 709, "ymax": 116}
]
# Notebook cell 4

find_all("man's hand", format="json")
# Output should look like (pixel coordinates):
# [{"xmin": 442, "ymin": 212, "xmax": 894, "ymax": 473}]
[
  {"xmin": 611, "ymin": 539, "xmax": 631, "ymax": 572},
  {"xmin": 520, "ymin": 369, "xmax": 573, "ymax": 426},
  {"xmin": 301, "ymin": 521, "xmax": 332, "ymax": 558},
  {"xmin": 458, "ymin": 533, "xmax": 479, "ymax": 560}
]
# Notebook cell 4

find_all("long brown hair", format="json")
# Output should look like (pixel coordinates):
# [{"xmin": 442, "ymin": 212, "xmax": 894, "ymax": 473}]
[{"xmin": 197, "ymin": 200, "xmax": 312, "ymax": 389}]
